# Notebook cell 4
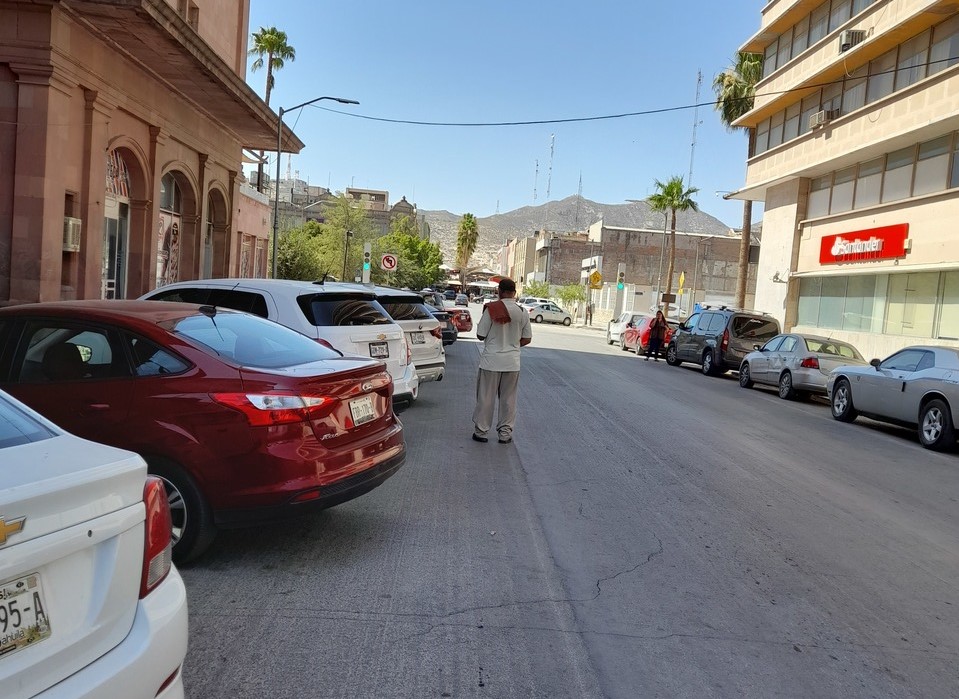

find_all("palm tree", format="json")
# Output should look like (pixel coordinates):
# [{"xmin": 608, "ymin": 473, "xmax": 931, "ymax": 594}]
[
  {"xmin": 249, "ymin": 27, "xmax": 296, "ymax": 192},
  {"xmin": 455, "ymin": 213, "xmax": 479, "ymax": 289},
  {"xmin": 714, "ymin": 51, "xmax": 763, "ymax": 308},
  {"xmin": 648, "ymin": 176, "xmax": 699, "ymax": 315}
]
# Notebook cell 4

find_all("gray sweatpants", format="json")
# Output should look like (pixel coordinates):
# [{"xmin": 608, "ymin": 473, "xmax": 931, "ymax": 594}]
[{"xmin": 472, "ymin": 369, "xmax": 520, "ymax": 437}]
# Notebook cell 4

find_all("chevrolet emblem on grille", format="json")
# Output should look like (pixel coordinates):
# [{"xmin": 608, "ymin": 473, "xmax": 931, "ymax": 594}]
[
  {"xmin": 0, "ymin": 515, "xmax": 26, "ymax": 546},
  {"xmin": 377, "ymin": 333, "xmax": 386, "ymax": 341}
]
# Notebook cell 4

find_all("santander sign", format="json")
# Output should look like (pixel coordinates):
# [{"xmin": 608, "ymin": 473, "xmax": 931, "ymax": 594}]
[{"xmin": 820, "ymin": 224, "xmax": 909, "ymax": 264}]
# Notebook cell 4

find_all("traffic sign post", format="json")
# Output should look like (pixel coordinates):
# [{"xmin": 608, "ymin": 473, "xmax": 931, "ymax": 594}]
[
  {"xmin": 613, "ymin": 263, "xmax": 626, "ymax": 317},
  {"xmin": 380, "ymin": 254, "xmax": 398, "ymax": 271},
  {"xmin": 362, "ymin": 243, "xmax": 372, "ymax": 284},
  {"xmin": 588, "ymin": 270, "xmax": 602, "ymax": 289}
]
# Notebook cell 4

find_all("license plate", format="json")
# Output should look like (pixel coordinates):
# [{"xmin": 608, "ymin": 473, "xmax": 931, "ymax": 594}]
[
  {"xmin": 369, "ymin": 342, "xmax": 389, "ymax": 358},
  {"xmin": 0, "ymin": 573, "xmax": 51, "ymax": 659},
  {"xmin": 410, "ymin": 332, "xmax": 426, "ymax": 345},
  {"xmin": 349, "ymin": 395, "xmax": 376, "ymax": 426}
]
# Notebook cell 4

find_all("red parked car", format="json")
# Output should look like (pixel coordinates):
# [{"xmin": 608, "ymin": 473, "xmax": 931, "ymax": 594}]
[
  {"xmin": 0, "ymin": 301, "xmax": 405, "ymax": 562},
  {"xmin": 620, "ymin": 315, "xmax": 679, "ymax": 354},
  {"xmin": 447, "ymin": 307, "xmax": 473, "ymax": 333}
]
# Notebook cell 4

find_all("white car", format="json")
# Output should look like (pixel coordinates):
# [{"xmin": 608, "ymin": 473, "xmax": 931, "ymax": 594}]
[
  {"xmin": 526, "ymin": 302, "xmax": 572, "ymax": 326},
  {"xmin": 361, "ymin": 286, "xmax": 446, "ymax": 384},
  {"xmin": 517, "ymin": 296, "xmax": 550, "ymax": 308},
  {"xmin": 0, "ymin": 390, "xmax": 188, "ymax": 698},
  {"xmin": 140, "ymin": 278, "xmax": 419, "ymax": 406},
  {"xmin": 606, "ymin": 311, "xmax": 647, "ymax": 345}
]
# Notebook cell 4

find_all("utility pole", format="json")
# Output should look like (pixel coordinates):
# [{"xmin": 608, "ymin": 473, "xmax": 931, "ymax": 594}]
[{"xmin": 688, "ymin": 70, "xmax": 703, "ymax": 190}]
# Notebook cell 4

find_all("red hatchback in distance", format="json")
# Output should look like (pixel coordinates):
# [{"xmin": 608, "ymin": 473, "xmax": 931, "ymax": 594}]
[
  {"xmin": 620, "ymin": 315, "xmax": 679, "ymax": 354},
  {"xmin": 0, "ymin": 301, "xmax": 405, "ymax": 562},
  {"xmin": 446, "ymin": 307, "xmax": 473, "ymax": 333}
]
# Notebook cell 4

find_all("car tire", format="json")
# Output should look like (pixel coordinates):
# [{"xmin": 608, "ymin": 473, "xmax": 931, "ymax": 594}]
[
  {"xmin": 778, "ymin": 371, "xmax": 797, "ymax": 400},
  {"xmin": 606, "ymin": 331, "xmax": 613, "ymax": 345},
  {"xmin": 620, "ymin": 336, "xmax": 628, "ymax": 351},
  {"xmin": 148, "ymin": 458, "xmax": 216, "ymax": 564},
  {"xmin": 563, "ymin": 317, "xmax": 571, "ymax": 326},
  {"xmin": 665, "ymin": 344, "xmax": 680, "ymax": 366},
  {"xmin": 635, "ymin": 342, "xmax": 644, "ymax": 356},
  {"xmin": 739, "ymin": 362, "xmax": 753, "ymax": 388},
  {"xmin": 918, "ymin": 399, "xmax": 956, "ymax": 451},
  {"xmin": 702, "ymin": 350, "xmax": 717, "ymax": 376},
  {"xmin": 830, "ymin": 378, "xmax": 858, "ymax": 423},
  {"xmin": 535, "ymin": 315, "xmax": 543, "ymax": 324}
]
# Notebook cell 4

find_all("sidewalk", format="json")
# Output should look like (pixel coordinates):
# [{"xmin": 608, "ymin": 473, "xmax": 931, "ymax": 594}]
[{"xmin": 573, "ymin": 322, "xmax": 606, "ymax": 334}]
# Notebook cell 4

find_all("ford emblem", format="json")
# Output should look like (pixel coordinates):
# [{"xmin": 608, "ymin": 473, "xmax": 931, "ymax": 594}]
[{"xmin": 362, "ymin": 382, "xmax": 373, "ymax": 392}]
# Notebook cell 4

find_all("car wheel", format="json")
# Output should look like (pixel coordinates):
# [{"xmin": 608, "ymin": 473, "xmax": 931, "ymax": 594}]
[
  {"xmin": 620, "ymin": 336, "xmax": 628, "ymax": 351},
  {"xmin": 830, "ymin": 378, "xmax": 858, "ymax": 423},
  {"xmin": 148, "ymin": 458, "xmax": 216, "ymax": 564},
  {"xmin": 635, "ymin": 342, "xmax": 644, "ymax": 356},
  {"xmin": 606, "ymin": 331, "xmax": 613, "ymax": 345},
  {"xmin": 563, "ymin": 317, "xmax": 571, "ymax": 326},
  {"xmin": 702, "ymin": 350, "xmax": 716, "ymax": 376},
  {"xmin": 918, "ymin": 399, "xmax": 956, "ymax": 451},
  {"xmin": 535, "ymin": 315, "xmax": 543, "ymax": 323},
  {"xmin": 778, "ymin": 371, "xmax": 797, "ymax": 400},
  {"xmin": 665, "ymin": 344, "xmax": 680, "ymax": 366},
  {"xmin": 739, "ymin": 362, "xmax": 754, "ymax": 388}
]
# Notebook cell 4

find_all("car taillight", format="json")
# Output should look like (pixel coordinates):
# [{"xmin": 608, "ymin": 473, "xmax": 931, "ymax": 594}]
[
  {"xmin": 140, "ymin": 476, "xmax": 172, "ymax": 599},
  {"xmin": 430, "ymin": 326, "xmax": 443, "ymax": 340},
  {"xmin": 800, "ymin": 357, "xmax": 820, "ymax": 369},
  {"xmin": 721, "ymin": 328, "xmax": 730, "ymax": 352},
  {"xmin": 211, "ymin": 392, "xmax": 334, "ymax": 426},
  {"xmin": 404, "ymin": 337, "xmax": 412, "ymax": 365},
  {"xmin": 316, "ymin": 338, "xmax": 337, "ymax": 351}
]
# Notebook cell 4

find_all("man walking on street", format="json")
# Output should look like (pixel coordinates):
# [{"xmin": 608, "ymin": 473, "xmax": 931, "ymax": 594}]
[{"xmin": 472, "ymin": 278, "xmax": 532, "ymax": 444}]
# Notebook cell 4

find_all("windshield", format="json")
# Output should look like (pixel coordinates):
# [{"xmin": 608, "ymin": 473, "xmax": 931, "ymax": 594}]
[
  {"xmin": 298, "ymin": 293, "xmax": 393, "ymax": 327},
  {"xmin": 0, "ymin": 392, "xmax": 55, "ymax": 448},
  {"xmin": 166, "ymin": 311, "xmax": 343, "ymax": 368}
]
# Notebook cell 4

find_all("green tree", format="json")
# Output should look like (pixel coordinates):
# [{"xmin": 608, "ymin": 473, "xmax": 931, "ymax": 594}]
[
  {"xmin": 455, "ymin": 213, "xmax": 479, "ymax": 288},
  {"xmin": 276, "ymin": 227, "xmax": 326, "ymax": 280},
  {"xmin": 556, "ymin": 283, "xmax": 586, "ymax": 309},
  {"xmin": 316, "ymin": 194, "xmax": 375, "ymax": 280},
  {"xmin": 649, "ymin": 176, "xmax": 699, "ymax": 316},
  {"xmin": 523, "ymin": 280, "xmax": 551, "ymax": 299},
  {"xmin": 373, "ymin": 227, "xmax": 444, "ymax": 290},
  {"xmin": 249, "ymin": 26, "xmax": 295, "ymax": 192},
  {"xmin": 714, "ymin": 52, "xmax": 763, "ymax": 308}
]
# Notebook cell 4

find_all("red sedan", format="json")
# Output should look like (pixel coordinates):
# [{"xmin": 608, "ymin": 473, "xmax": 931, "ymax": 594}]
[
  {"xmin": 0, "ymin": 301, "xmax": 405, "ymax": 562},
  {"xmin": 620, "ymin": 315, "xmax": 678, "ymax": 354},
  {"xmin": 447, "ymin": 307, "xmax": 473, "ymax": 332}
]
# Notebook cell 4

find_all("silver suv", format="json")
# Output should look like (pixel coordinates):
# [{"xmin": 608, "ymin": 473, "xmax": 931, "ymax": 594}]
[{"xmin": 665, "ymin": 306, "xmax": 780, "ymax": 376}]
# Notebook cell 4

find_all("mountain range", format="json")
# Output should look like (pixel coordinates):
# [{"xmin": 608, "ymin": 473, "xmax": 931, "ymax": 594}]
[{"xmin": 421, "ymin": 195, "xmax": 736, "ymax": 266}]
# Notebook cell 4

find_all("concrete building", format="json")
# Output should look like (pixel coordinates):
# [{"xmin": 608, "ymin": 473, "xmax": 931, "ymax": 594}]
[
  {"xmin": 734, "ymin": 0, "xmax": 959, "ymax": 358},
  {"xmin": 0, "ymin": 0, "xmax": 298, "ymax": 303}
]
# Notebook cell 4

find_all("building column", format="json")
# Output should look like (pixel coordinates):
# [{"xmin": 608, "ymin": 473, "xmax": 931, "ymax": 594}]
[
  {"xmin": 78, "ymin": 89, "xmax": 115, "ymax": 299},
  {"xmin": 8, "ymin": 63, "xmax": 74, "ymax": 303}
]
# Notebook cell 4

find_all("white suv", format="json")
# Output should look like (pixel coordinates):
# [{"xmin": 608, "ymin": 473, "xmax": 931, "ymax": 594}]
[
  {"xmin": 357, "ymin": 285, "xmax": 446, "ymax": 383},
  {"xmin": 140, "ymin": 279, "xmax": 419, "ymax": 405}
]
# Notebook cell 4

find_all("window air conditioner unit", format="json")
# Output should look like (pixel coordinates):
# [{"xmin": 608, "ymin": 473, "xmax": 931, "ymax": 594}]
[
  {"xmin": 63, "ymin": 217, "xmax": 82, "ymax": 252},
  {"xmin": 839, "ymin": 29, "xmax": 866, "ymax": 53},
  {"xmin": 808, "ymin": 109, "xmax": 841, "ymax": 129}
]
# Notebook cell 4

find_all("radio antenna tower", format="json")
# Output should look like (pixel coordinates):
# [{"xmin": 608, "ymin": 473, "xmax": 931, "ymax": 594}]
[
  {"xmin": 574, "ymin": 171, "xmax": 583, "ymax": 229},
  {"xmin": 688, "ymin": 70, "xmax": 703, "ymax": 189},
  {"xmin": 542, "ymin": 134, "xmax": 555, "ymax": 232},
  {"xmin": 533, "ymin": 159, "xmax": 539, "ymax": 204}
]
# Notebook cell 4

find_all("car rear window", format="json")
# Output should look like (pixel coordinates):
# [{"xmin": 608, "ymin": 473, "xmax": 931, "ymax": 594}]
[
  {"xmin": 165, "ymin": 310, "xmax": 342, "ymax": 368},
  {"xmin": 732, "ymin": 316, "xmax": 780, "ymax": 341},
  {"xmin": 804, "ymin": 339, "xmax": 862, "ymax": 359},
  {"xmin": 297, "ymin": 293, "xmax": 393, "ymax": 327},
  {"xmin": 379, "ymin": 297, "xmax": 433, "ymax": 321},
  {"xmin": 146, "ymin": 287, "xmax": 269, "ymax": 317},
  {"xmin": 0, "ymin": 393, "xmax": 55, "ymax": 448}
]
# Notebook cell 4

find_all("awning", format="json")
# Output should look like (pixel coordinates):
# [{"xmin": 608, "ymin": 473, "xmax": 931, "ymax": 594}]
[{"xmin": 64, "ymin": 0, "xmax": 305, "ymax": 153}]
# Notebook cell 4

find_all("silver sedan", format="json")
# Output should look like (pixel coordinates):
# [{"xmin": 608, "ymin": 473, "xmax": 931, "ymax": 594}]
[
  {"xmin": 826, "ymin": 345, "xmax": 959, "ymax": 451},
  {"xmin": 526, "ymin": 303, "xmax": 572, "ymax": 326},
  {"xmin": 740, "ymin": 333, "xmax": 867, "ymax": 399}
]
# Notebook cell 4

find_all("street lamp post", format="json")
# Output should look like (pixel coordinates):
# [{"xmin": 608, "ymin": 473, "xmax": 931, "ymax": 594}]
[
  {"xmin": 271, "ymin": 95, "xmax": 359, "ymax": 279},
  {"xmin": 342, "ymin": 230, "xmax": 353, "ymax": 281},
  {"xmin": 654, "ymin": 211, "xmax": 668, "ymax": 310}
]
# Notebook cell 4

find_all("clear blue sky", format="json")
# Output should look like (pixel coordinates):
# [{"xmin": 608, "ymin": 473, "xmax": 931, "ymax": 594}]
[{"xmin": 247, "ymin": 1, "xmax": 763, "ymax": 228}]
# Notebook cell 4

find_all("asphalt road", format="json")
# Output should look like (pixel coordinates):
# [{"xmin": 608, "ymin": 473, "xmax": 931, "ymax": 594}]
[{"xmin": 179, "ymin": 312, "xmax": 959, "ymax": 698}]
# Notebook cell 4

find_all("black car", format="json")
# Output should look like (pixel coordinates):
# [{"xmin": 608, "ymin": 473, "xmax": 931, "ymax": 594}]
[
  {"xmin": 427, "ymin": 304, "xmax": 458, "ymax": 345},
  {"xmin": 665, "ymin": 306, "xmax": 780, "ymax": 376}
]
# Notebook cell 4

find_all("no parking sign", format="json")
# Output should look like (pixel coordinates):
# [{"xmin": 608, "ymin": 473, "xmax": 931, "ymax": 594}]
[{"xmin": 380, "ymin": 254, "xmax": 398, "ymax": 271}]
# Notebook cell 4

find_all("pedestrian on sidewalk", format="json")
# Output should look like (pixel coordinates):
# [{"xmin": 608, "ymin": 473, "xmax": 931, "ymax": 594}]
[
  {"xmin": 645, "ymin": 310, "xmax": 668, "ymax": 362},
  {"xmin": 472, "ymin": 278, "xmax": 532, "ymax": 444}
]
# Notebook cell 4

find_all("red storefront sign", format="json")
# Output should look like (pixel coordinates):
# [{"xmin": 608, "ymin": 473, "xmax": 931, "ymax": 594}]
[{"xmin": 819, "ymin": 224, "xmax": 909, "ymax": 264}]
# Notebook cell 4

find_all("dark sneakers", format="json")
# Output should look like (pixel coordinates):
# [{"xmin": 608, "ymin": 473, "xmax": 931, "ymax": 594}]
[{"xmin": 472, "ymin": 433, "xmax": 488, "ymax": 443}]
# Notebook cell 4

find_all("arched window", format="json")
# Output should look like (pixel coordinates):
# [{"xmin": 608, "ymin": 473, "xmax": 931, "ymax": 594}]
[{"xmin": 157, "ymin": 173, "xmax": 183, "ymax": 286}]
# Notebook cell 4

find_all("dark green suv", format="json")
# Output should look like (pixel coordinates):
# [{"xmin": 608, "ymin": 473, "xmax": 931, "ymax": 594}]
[{"xmin": 665, "ymin": 306, "xmax": 780, "ymax": 376}]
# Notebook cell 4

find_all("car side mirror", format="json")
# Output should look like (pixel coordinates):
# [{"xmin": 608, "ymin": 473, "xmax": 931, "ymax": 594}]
[
  {"xmin": 753, "ymin": 344, "xmax": 761, "ymax": 351},
  {"xmin": 626, "ymin": 322, "xmax": 633, "ymax": 328},
  {"xmin": 870, "ymin": 358, "xmax": 881, "ymax": 369}
]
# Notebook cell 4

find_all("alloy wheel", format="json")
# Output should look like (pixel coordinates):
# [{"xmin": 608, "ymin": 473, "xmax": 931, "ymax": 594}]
[
  {"xmin": 157, "ymin": 475, "xmax": 186, "ymax": 545},
  {"xmin": 922, "ymin": 407, "xmax": 943, "ymax": 443}
]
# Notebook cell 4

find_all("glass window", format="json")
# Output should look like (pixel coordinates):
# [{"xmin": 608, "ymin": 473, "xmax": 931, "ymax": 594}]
[
  {"xmin": 682, "ymin": 313, "xmax": 701, "ymax": 331},
  {"xmin": 842, "ymin": 275, "xmax": 878, "ymax": 331},
  {"xmin": 762, "ymin": 336, "xmax": 785, "ymax": 352},
  {"xmin": 800, "ymin": 91, "xmax": 821, "ymax": 135},
  {"xmin": 792, "ymin": 15, "xmax": 810, "ymax": 57},
  {"xmin": 884, "ymin": 272, "xmax": 938, "ymax": 337},
  {"xmin": 732, "ymin": 317, "xmax": 780, "ymax": 341},
  {"xmin": 895, "ymin": 30, "xmax": 930, "ymax": 91},
  {"xmin": 810, "ymin": 4, "xmax": 829, "ymax": 45},
  {"xmin": 708, "ymin": 314, "xmax": 727, "ymax": 333},
  {"xmin": 830, "ymin": 0, "xmax": 852, "ymax": 33},
  {"xmin": 0, "ymin": 394, "xmax": 55, "ymax": 449},
  {"xmin": 17, "ymin": 324, "xmax": 128, "ymax": 383},
  {"xmin": 952, "ymin": 138, "xmax": 959, "ymax": 189},
  {"xmin": 125, "ymin": 334, "xmax": 190, "ymax": 376},
  {"xmin": 917, "ymin": 351, "xmax": 935, "ymax": 372},
  {"xmin": 769, "ymin": 110, "xmax": 785, "ymax": 149},
  {"xmin": 808, "ymin": 175, "xmax": 832, "ymax": 218},
  {"xmin": 756, "ymin": 118, "xmax": 770, "ymax": 154},
  {"xmin": 882, "ymin": 146, "xmax": 916, "ymax": 203},
  {"xmin": 929, "ymin": 15, "xmax": 959, "ymax": 76},
  {"xmin": 159, "ymin": 173, "xmax": 181, "ymax": 213},
  {"xmin": 805, "ymin": 338, "xmax": 863, "ymax": 359},
  {"xmin": 819, "ymin": 276, "xmax": 847, "ymax": 329},
  {"xmin": 783, "ymin": 103, "xmax": 801, "ymax": 142},
  {"xmin": 206, "ymin": 290, "xmax": 269, "ymax": 318},
  {"xmin": 914, "ymin": 136, "xmax": 951, "ymax": 196},
  {"xmin": 831, "ymin": 166, "xmax": 856, "ymax": 213},
  {"xmin": 821, "ymin": 81, "xmax": 842, "ymax": 113},
  {"xmin": 880, "ymin": 349, "xmax": 927, "ymax": 372},
  {"xmin": 777, "ymin": 28, "xmax": 793, "ymax": 68},
  {"xmin": 298, "ymin": 293, "xmax": 393, "ymax": 327},
  {"xmin": 867, "ymin": 49, "xmax": 897, "ymax": 103},
  {"xmin": 854, "ymin": 157, "xmax": 883, "ymax": 208},
  {"xmin": 937, "ymin": 271, "xmax": 959, "ymax": 341},
  {"xmin": 853, "ymin": 0, "xmax": 874, "ymax": 14},
  {"xmin": 842, "ymin": 64, "xmax": 868, "ymax": 114},
  {"xmin": 798, "ymin": 277, "xmax": 822, "ymax": 326},
  {"xmin": 764, "ymin": 41, "xmax": 778, "ymax": 78},
  {"xmin": 379, "ymin": 297, "xmax": 434, "ymax": 321},
  {"xmin": 779, "ymin": 336, "xmax": 799, "ymax": 353}
]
